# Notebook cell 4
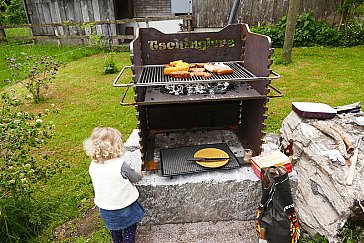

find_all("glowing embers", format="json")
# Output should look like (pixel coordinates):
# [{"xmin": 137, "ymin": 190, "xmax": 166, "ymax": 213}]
[{"xmin": 160, "ymin": 82, "xmax": 241, "ymax": 95}]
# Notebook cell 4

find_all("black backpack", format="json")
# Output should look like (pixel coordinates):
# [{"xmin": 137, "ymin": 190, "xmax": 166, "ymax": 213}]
[{"xmin": 256, "ymin": 166, "xmax": 300, "ymax": 243}]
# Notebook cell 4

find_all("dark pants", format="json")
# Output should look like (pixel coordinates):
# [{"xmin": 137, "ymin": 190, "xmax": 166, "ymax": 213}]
[{"xmin": 110, "ymin": 223, "xmax": 137, "ymax": 243}]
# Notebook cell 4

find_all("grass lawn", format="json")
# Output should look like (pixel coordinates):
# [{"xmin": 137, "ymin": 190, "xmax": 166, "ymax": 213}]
[
  {"xmin": 266, "ymin": 46, "xmax": 364, "ymax": 132},
  {"xmin": 0, "ymin": 43, "xmax": 105, "ymax": 89},
  {"xmin": 28, "ymin": 51, "xmax": 137, "ymax": 242},
  {"xmin": 4, "ymin": 28, "xmax": 32, "ymax": 39},
  {"xmin": 1, "ymin": 45, "xmax": 364, "ymax": 242}
]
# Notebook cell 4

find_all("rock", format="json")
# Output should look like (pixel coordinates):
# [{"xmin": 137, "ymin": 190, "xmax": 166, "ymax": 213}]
[{"xmin": 280, "ymin": 111, "xmax": 364, "ymax": 242}]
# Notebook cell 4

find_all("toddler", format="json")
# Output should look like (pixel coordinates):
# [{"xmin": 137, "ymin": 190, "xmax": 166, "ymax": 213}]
[{"xmin": 84, "ymin": 127, "xmax": 144, "ymax": 243}]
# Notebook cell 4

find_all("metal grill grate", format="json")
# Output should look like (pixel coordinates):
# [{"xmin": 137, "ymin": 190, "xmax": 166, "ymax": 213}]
[
  {"xmin": 160, "ymin": 143, "xmax": 241, "ymax": 177},
  {"xmin": 137, "ymin": 61, "xmax": 256, "ymax": 86}
]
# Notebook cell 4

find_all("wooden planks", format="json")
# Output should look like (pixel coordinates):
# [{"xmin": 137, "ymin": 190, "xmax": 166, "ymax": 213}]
[
  {"xmin": 27, "ymin": 0, "xmax": 115, "ymax": 36},
  {"xmin": 24, "ymin": 0, "xmax": 342, "ymax": 36},
  {"xmin": 192, "ymin": 0, "xmax": 342, "ymax": 28},
  {"xmin": 133, "ymin": 0, "xmax": 171, "ymax": 17}
]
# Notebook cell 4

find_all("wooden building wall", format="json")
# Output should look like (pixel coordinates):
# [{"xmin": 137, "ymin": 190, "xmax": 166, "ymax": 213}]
[
  {"xmin": 24, "ymin": 0, "xmax": 343, "ymax": 37},
  {"xmin": 25, "ymin": 0, "xmax": 116, "ymax": 36},
  {"xmin": 192, "ymin": 0, "xmax": 342, "ymax": 28},
  {"xmin": 133, "ymin": 0, "xmax": 171, "ymax": 17}
]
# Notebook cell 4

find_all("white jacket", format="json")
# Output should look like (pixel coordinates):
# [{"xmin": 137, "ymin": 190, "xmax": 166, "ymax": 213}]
[{"xmin": 89, "ymin": 158, "xmax": 139, "ymax": 210}]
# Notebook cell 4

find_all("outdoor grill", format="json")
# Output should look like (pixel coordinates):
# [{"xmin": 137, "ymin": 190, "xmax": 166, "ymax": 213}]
[{"xmin": 113, "ymin": 24, "xmax": 281, "ymax": 176}]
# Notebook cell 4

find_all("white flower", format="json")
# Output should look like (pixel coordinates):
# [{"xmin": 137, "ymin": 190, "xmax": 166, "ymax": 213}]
[{"xmin": 36, "ymin": 119, "xmax": 43, "ymax": 123}]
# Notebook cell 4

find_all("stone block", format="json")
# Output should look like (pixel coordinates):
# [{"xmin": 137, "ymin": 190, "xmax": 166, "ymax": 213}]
[{"xmin": 124, "ymin": 130, "xmax": 298, "ymax": 225}]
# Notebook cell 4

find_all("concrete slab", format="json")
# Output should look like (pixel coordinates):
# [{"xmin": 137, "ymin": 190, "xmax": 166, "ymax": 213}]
[{"xmin": 137, "ymin": 220, "xmax": 257, "ymax": 243}]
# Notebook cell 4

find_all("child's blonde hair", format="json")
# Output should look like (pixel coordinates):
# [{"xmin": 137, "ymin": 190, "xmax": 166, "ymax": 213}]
[{"xmin": 83, "ymin": 127, "xmax": 124, "ymax": 163}]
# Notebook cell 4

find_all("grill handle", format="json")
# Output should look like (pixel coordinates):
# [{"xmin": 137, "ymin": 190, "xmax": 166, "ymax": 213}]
[
  {"xmin": 119, "ymin": 84, "xmax": 142, "ymax": 106},
  {"xmin": 267, "ymin": 84, "xmax": 284, "ymax": 98},
  {"xmin": 120, "ymin": 85, "xmax": 130, "ymax": 105},
  {"xmin": 113, "ymin": 65, "xmax": 133, "ymax": 87},
  {"xmin": 269, "ymin": 70, "xmax": 281, "ymax": 79}
]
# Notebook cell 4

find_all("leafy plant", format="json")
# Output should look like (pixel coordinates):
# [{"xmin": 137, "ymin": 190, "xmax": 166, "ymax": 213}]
[
  {"xmin": 251, "ymin": 17, "xmax": 286, "ymax": 48},
  {"xmin": 5, "ymin": 55, "xmax": 61, "ymax": 103},
  {"xmin": 342, "ymin": 20, "xmax": 364, "ymax": 46},
  {"xmin": 294, "ymin": 12, "xmax": 318, "ymax": 47},
  {"xmin": 338, "ymin": 219, "xmax": 364, "ymax": 243},
  {"xmin": 338, "ymin": 0, "xmax": 364, "ymax": 27},
  {"xmin": 0, "ymin": 90, "xmax": 67, "ymax": 242},
  {"xmin": 0, "ymin": 0, "xmax": 27, "ymax": 25},
  {"xmin": 81, "ymin": 22, "xmax": 105, "ymax": 49},
  {"xmin": 298, "ymin": 233, "xmax": 329, "ymax": 243},
  {"xmin": 250, "ymin": 11, "xmax": 363, "ymax": 48},
  {"xmin": 103, "ymin": 52, "xmax": 119, "ymax": 74}
]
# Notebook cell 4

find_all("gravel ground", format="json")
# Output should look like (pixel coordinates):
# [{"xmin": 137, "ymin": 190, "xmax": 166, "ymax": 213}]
[{"xmin": 136, "ymin": 220, "xmax": 257, "ymax": 243}]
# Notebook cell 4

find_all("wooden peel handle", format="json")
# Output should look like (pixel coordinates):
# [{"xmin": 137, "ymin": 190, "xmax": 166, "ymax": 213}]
[
  {"xmin": 346, "ymin": 148, "xmax": 359, "ymax": 185},
  {"xmin": 346, "ymin": 137, "xmax": 362, "ymax": 185}
]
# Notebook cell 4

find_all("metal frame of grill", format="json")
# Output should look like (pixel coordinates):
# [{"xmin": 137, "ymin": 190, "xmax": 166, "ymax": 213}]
[
  {"xmin": 114, "ymin": 61, "xmax": 280, "ymax": 87},
  {"xmin": 113, "ymin": 24, "xmax": 282, "ymax": 174}
]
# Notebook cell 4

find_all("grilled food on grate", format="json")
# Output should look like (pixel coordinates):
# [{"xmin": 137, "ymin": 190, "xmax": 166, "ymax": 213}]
[
  {"xmin": 164, "ymin": 60, "xmax": 233, "ymax": 78},
  {"xmin": 204, "ymin": 62, "xmax": 234, "ymax": 75},
  {"xmin": 169, "ymin": 71, "xmax": 191, "ymax": 78}
]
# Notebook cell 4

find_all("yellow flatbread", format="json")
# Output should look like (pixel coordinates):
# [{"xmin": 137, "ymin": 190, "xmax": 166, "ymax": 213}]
[{"xmin": 194, "ymin": 148, "xmax": 229, "ymax": 168}]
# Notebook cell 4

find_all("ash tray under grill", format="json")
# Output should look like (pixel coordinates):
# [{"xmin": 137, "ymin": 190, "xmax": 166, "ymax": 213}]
[{"xmin": 193, "ymin": 148, "xmax": 229, "ymax": 168}]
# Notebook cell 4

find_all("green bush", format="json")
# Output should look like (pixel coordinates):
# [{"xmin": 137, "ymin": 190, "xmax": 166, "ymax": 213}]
[
  {"xmin": 294, "ymin": 12, "xmax": 342, "ymax": 47},
  {"xmin": 103, "ymin": 52, "xmax": 119, "ymax": 74},
  {"xmin": 5, "ymin": 55, "xmax": 61, "ymax": 103},
  {"xmin": 342, "ymin": 20, "xmax": 364, "ymax": 46},
  {"xmin": 251, "ymin": 11, "xmax": 363, "ymax": 48},
  {"xmin": 251, "ymin": 17, "xmax": 286, "ymax": 48},
  {"xmin": 312, "ymin": 20, "xmax": 343, "ymax": 47},
  {"xmin": 338, "ymin": 219, "xmax": 364, "ymax": 243},
  {"xmin": 0, "ymin": 90, "xmax": 67, "ymax": 242},
  {"xmin": 299, "ymin": 233, "xmax": 329, "ymax": 243},
  {"xmin": 0, "ymin": 0, "xmax": 27, "ymax": 25}
]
